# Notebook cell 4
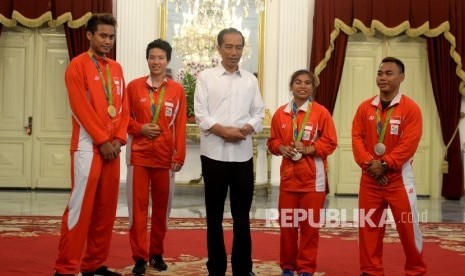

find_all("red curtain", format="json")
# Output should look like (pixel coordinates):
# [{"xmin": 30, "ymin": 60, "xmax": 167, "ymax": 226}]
[
  {"xmin": 64, "ymin": 27, "xmax": 89, "ymax": 61},
  {"xmin": 427, "ymin": 35, "xmax": 464, "ymax": 199},
  {"xmin": 0, "ymin": 0, "xmax": 113, "ymax": 59},
  {"xmin": 312, "ymin": 34, "xmax": 347, "ymax": 113},
  {"xmin": 310, "ymin": 0, "xmax": 349, "ymax": 113},
  {"xmin": 310, "ymin": 0, "xmax": 465, "ymax": 199}
]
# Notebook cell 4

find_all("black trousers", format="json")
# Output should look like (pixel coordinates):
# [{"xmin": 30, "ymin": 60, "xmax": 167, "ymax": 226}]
[{"xmin": 201, "ymin": 155, "xmax": 254, "ymax": 276}]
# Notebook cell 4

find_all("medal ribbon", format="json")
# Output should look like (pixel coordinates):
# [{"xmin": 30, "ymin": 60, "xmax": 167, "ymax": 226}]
[
  {"xmin": 149, "ymin": 86, "xmax": 166, "ymax": 124},
  {"xmin": 376, "ymin": 106, "xmax": 395, "ymax": 143},
  {"xmin": 291, "ymin": 100, "xmax": 313, "ymax": 142},
  {"xmin": 88, "ymin": 51, "xmax": 113, "ymax": 106}
]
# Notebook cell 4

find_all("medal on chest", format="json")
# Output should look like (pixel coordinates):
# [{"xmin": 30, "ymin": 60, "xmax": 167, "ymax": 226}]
[
  {"xmin": 291, "ymin": 101, "xmax": 312, "ymax": 161},
  {"xmin": 374, "ymin": 106, "xmax": 395, "ymax": 156},
  {"xmin": 107, "ymin": 105, "xmax": 116, "ymax": 118}
]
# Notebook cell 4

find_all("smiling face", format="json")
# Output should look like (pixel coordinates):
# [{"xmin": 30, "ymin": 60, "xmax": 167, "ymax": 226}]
[
  {"xmin": 376, "ymin": 61, "xmax": 405, "ymax": 100},
  {"xmin": 291, "ymin": 72, "xmax": 314, "ymax": 105},
  {"xmin": 87, "ymin": 24, "xmax": 115, "ymax": 57},
  {"xmin": 147, "ymin": 47, "xmax": 168, "ymax": 78}
]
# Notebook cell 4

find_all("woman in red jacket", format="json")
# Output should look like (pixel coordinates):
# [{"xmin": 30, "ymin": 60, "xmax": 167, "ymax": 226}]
[
  {"xmin": 126, "ymin": 39, "xmax": 187, "ymax": 275},
  {"xmin": 267, "ymin": 69, "xmax": 337, "ymax": 276}
]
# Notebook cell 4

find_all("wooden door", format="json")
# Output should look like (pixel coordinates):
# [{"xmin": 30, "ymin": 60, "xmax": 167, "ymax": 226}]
[
  {"xmin": 0, "ymin": 26, "xmax": 71, "ymax": 189},
  {"xmin": 328, "ymin": 34, "xmax": 443, "ymax": 197},
  {"xmin": 0, "ymin": 27, "xmax": 34, "ymax": 188},
  {"xmin": 32, "ymin": 27, "xmax": 72, "ymax": 188}
]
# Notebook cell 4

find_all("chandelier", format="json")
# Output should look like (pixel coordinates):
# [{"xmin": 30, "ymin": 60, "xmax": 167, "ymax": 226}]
[
  {"xmin": 157, "ymin": 0, "xmax": 266, "ymax": 15},
  {"xmin": 158, "ymin": 0, "xmax": 265, "ymax": 74}
]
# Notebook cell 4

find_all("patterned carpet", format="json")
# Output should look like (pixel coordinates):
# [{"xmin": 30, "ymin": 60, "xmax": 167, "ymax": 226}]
[{"xmin": 1, "ymin": 216, "xmax": 465, "ymax": 275}]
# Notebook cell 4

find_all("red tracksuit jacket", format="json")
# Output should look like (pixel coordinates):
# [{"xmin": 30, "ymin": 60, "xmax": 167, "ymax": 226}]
[
  {"xmin": 352, "ymin": 93, "xmax": 423, "ymax": 188},
  {"xmin": 127, "ymin": 77, "xmax": 187, "ymax": 168},
  {"xmin": 267, "ymin": 101, "xmax": 337, "ymax": 192},
  {"xmin": 66, "ymin": 52, "xmax": 128, "ymax": 152}
]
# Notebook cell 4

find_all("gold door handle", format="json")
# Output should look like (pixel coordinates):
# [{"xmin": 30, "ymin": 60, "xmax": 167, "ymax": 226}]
[{"xmin": 24, "ymin": 116, "xmax": 32, "ymax": 135}]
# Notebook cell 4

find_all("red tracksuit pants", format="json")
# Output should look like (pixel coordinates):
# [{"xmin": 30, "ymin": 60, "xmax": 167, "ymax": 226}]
[
  {"xmin": 358, "ymin": 182, "xmax": 427, "ymax": 275},
  {"xmin": 127, "ymin": 165, "xmax": 170, "ymax": 261},
  {"xmin": 279, "ymin": 190, "xmax": 326, "ymax": 274},
  {"xmin": 55, "ymin": 151, "xmax": 120, "ymax": 274}
]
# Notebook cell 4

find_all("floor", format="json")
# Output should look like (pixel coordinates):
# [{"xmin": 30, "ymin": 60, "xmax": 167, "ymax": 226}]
[{"xmin": 1, "ymin": 184, "xmax": 465, "ymax": 224}]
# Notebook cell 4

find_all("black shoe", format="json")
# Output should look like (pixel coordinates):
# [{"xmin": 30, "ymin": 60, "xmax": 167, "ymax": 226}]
[
  {"xmin": 132, "ymin": 259, "xmax": 147, "ymax": 275},
  {"xmin": 81, "ymin": 266, "xmax": 121, "ymax": 276},
  {"xmin": 54, "ymin": 273, "xmax": 74, "ymax": 276},
  {"xmin": 281, "ymin": 270, "xmax": 294, "ymax": 276},
  {"xmin": 149, "ymin": 254, "xmax": 168, "ymax": 271}
]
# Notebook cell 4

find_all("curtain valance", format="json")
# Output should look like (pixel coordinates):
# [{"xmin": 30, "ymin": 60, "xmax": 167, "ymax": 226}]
[
  {"xmin": 310, "ymin": 0, "xmax": 464, "ymax": 199},
  {"xmin": 0, "ymin": 0, "xmax": 112, "ymax": 29},
  {"xmin": 311, "ymin": 0, "xmax": 465, "ymax": 94}
]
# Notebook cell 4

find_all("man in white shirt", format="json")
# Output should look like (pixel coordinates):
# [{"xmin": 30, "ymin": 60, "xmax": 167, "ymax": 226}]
[{"xmin": 194, "ymin": 27, "xmax": 265, "ymax": 276}]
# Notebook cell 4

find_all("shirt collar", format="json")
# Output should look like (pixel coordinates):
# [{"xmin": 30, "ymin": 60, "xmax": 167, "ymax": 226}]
[
  {"xmin": 88, "ymin": 49, "xmax": 107, "ymax": 62},
  {"xmin": 371, "ymin": 91, "xmax": 403, "ymax": 108},
  {"xmin": 145, "ymin": 75, "xmax": 168, "ymax": 90},
  {"xmin": 216, "ymin": 63, "xmax": 242, "ymax": 77},
  {"xmin": 284, "ymin": 100, "xmax": 312, "ymax": 114}
]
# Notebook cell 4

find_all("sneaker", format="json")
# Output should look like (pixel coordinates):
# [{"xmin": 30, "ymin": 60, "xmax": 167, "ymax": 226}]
[
  {"xmin": 53, "ymin": 273, "xmax": 74, "ymax": 276},
  {"xmin": 131, "ymin": 259, "xmax": 146, "ymax": 275},
  {"xmin": 248, "ymin": 273, "xmax": 256, "ymax": 276},
  {"xmin": 149, "ymin": 255, "xmax": 167, "ymax": 271},
  {"xmin": 282, "ymin": 269, "xmax": 294, "ymax": 276},
  {"xmin": 298, "ymin": 273, "xmax": 313, "ymax": 276},
  {"xmin": 81, "ymin": 266, "xmax": 121, "ymax": 276}
]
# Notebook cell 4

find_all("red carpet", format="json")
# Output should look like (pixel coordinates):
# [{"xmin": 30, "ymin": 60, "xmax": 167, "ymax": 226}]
[{"xmin": 1, "ymin": 216, "xmax": 465, "ymax": 275}]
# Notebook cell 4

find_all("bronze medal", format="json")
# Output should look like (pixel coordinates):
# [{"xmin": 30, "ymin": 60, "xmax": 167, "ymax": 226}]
[
  {"xmin": 107, "ymin": 105, "xmax": 117, "ymax": 118},
  {"xmin": 374, "ymin": 143, "xmax": 386, "ymax": 156}
]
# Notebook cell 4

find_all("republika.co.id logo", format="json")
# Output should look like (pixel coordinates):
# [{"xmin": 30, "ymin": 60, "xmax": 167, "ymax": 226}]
[{"xmin": 263, "ymin": 208, "xmax": 428, "ymax": 228}]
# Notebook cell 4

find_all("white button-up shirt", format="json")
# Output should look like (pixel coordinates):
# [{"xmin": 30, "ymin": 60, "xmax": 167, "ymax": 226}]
[{"xmin": 194, "ymin": 64, "xmax": 265, "ymax": 162}]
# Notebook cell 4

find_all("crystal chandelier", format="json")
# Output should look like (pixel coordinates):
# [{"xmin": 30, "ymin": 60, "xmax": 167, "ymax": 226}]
[
  {"xmin": 158, "ymin": 0, "xmax": 264, "ymax": 73},
  {"xmin": 157, "ymin": 0, "xmax": 266, "ymax": 15}
]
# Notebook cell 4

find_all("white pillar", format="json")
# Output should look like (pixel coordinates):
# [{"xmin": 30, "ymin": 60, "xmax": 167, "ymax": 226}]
[
  {"xmin": 116, "ymin": 0, "xmax": 161, "ymax": 81},
  {"xmin": 264, "ymin": 0, "xmax": 315, "ymax": 185},
  {"xmin": 116, "ymin": 0, "xmax": 162, "ymax": 183},
  {"xmin": 276, "ymin": 0, "xmax": 312, "ymax": 105}
]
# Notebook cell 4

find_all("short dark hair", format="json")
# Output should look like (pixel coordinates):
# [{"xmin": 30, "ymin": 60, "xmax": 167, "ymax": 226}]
[
  {"xmin": 146, "ymin": 39, "xmax": 172, "ymax": 61},
  {"xmin": 289, "ymin": 69, "xmax": 316, "ymax": 90},
  {"xmin": 381, "ymin": 56, "xmax": 405, "ymax": 73},
  {"xmin": 217, "ymin": 28, "xmax": 245, "ymax": 47},
  {"xmin": 85, "ymin": 13, "xmax": 117, "ymax": 34}
]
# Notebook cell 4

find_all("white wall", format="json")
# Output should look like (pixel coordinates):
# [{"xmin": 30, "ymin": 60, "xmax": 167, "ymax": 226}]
[{"xmin": 265, "ymin": 0, "xmax": 315, "ymax": 185}]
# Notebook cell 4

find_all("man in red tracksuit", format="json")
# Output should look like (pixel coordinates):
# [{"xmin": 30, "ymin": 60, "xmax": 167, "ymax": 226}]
[
  {"xmin": 54, "ymin": 13, "xmax": 128, "ymax": 276},
  {"xmin": 268, "ymin": 69, "xmax": 337, "ymax": 276},
  {"xmin": 126, "ymin": 39, "xmax": 187, "ymax": 275},
  {"xmin": 352, "ymin": 57, "xmax": 427, "ymax": 276}
]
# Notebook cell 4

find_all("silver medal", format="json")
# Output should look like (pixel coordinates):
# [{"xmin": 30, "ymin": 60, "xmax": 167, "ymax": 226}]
[
  {"xmin": 374, "ymin": 143, "xmax": 386, "ymax": 156},
  {"xmin": 291, "ymin": 151, "xmax": 302, "ymax": 161}
]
